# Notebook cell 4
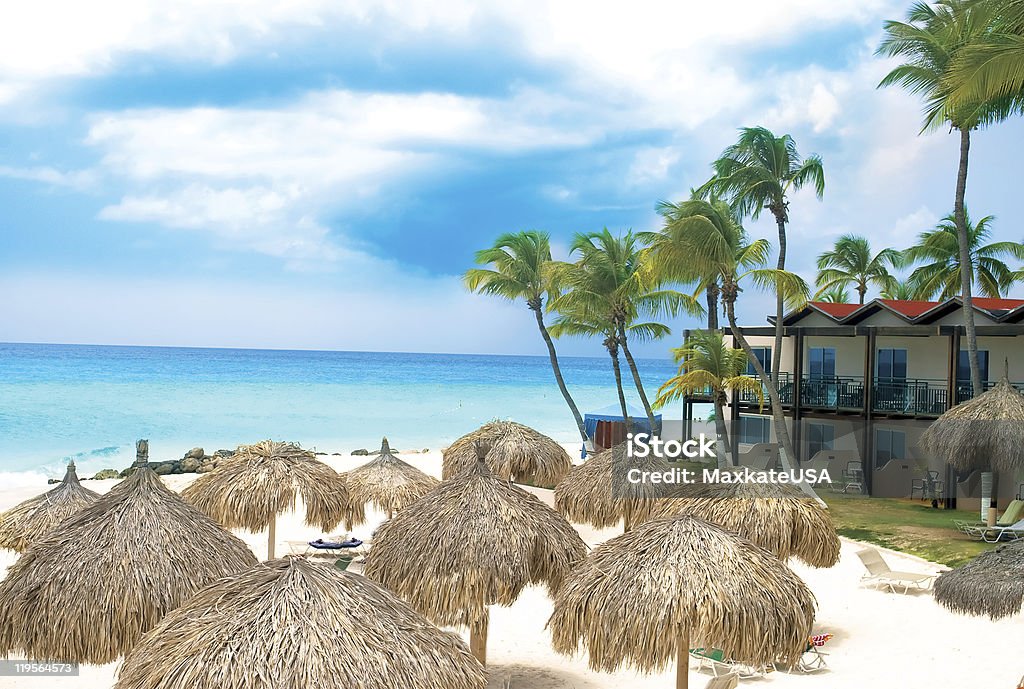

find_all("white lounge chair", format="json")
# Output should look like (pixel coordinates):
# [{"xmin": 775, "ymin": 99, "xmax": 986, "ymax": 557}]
[
  {"xmin": 705, "ymin": 673, "xmax": 739, "ymax": 689},
  {"xmin": 964, "ymin": 518, "xmax": 1024, "ymax": 543},
  {"xmin": 856, "ymin": 548, "xmax": 936, "ymax": 594}
]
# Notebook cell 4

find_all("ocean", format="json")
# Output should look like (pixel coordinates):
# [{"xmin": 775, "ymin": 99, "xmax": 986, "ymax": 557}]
[{"xmin": 0, "ymin": 342, "xmax": 679, "ymax": 480}]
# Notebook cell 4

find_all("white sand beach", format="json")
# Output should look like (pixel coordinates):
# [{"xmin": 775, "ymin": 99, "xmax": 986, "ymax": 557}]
[{"xmin": 0, "ymin": 446, "xmax": 1021, "ymax": 689}]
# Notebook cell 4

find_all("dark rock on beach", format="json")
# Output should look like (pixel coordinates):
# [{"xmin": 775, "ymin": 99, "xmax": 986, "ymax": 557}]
[
  {"xmin": 352, "ymin": 449, "xmax": 369, "ymax": 456},
  {"xmin": 92, "ymin": 469, "xmax": 120, "ymax": 480},
  {"xmin": 184, "ymin": 447, "xmax": 205, "ymax": 460}
]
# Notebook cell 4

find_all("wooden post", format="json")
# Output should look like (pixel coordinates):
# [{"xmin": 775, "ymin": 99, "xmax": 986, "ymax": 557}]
[
  {"xmin": 623, "ymin": 501, "xmax": 633, "ymax": 533},
  {"xmin": 676, "ymin": 625, "xmax": 690, "ymax": 689},
  {"xmin": 267, "ymin": 514, "xmax": 277, "ymax": 560},
  {"xmin": 469, "ymin": 610, "xmax": 489, "ymax": 666},
  {"xmin": 387, "ymin": 508, "xmax": 394, "ymax": 520}
]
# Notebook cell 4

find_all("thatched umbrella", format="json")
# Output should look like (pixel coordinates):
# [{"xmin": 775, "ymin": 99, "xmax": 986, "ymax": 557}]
[
  {"xmin": 934, "ymin": 539, "xmax": 1024, "ymax": 620},
  {"xmin": 346, "ymin": 437, "xmax": 439, "ymax": 519},
  {"xmin": 548, "ymin": 514, "xmax": 816, "ymax": 689},
  {"xmin": 554, "ymin": 443, "xmax": 671, "ymax": 532},
  {"xmin": 114, "ymin": 556, "xmax": 485, "ymax": 689},
  {"xmin": 442, "ymin": 420, "xmax": 572, "ymax": 485},
  {"xmin": 648, "ymin": 480, "xmax": 840, "ymax": 568},
  {"xmin": 364, "ymin": 444, "xmax": 587, "ymax": 666},
  {"xmin": 0, "ymin": 462, "xmax": 100, "ymax": 552},
  {"xmin": 920, "ymin": 363, "xmax": 1024, "ymax": 473},
  {"xmin": 0, "ymin": 456, "xmax": 257, "ymax": 664},
  {"xmin": 183, "ymin": 439, "xmax": 361, "ymax": 558}
]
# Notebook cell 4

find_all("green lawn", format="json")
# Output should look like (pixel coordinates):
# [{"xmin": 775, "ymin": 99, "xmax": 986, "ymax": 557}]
[{"xmin": 823, "ymin": 493, "xmax": 994, "ymax": 567}]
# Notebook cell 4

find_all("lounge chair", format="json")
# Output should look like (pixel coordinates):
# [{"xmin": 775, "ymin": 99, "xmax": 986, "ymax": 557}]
[
  {"xmin": 704, "ymin": 674, "xmax": 738, "ymax": 689},
  {"xmin": 954, "ymin": 499, "xmax": 1024, "ymax": 534},
  {"xmin": 689, "ymin": 648, "xmax": 768, "ymax": 678},
  {"xmin": 964, "ymin": 518, "xmax": 1024, "ymax": 543},
  {"xmin": 856, "ymin": 548, "xmax": 937, "ymax": 593}
]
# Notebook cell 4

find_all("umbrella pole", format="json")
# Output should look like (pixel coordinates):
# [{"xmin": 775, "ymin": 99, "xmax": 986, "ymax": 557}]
[
  {"xmin": 623, "ymin": 501, "xmax": 633, "ymax": 533},
  {"xmin": 676, "ymin": 625, "xmax": 689, "ymax": 689},
  {"xmin": 469, "ymin": 609, "xmax": 489, "ymax": 666},
  {"xmin": 387, "ymin": 508, "xmax": 393, "ymax": 520},
  {"xmin": 267, "ymin": 514, "xmax": 276, "ymax": 560}
]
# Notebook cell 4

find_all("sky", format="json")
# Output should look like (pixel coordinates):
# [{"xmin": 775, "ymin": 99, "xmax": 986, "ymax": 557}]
[{"xmin": 2, "ymin": 0, "xmax": 1023, "ymax": 358}]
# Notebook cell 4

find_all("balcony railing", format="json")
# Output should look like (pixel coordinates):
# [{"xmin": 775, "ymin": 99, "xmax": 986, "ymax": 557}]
[
  {"xmin": 872, "ymin": 378, "xmax": 948, "ymax": 416},
  {"xmin": 737, "ymin": 372, "xmax": 793, "ymax": 407},
  {"xmin": 800, "ymin": 375, "xmax": 865, "ymax": 411},
  {"xmin": 955, "ymin": 380, "xmax": 1024, "ymax": 405}
]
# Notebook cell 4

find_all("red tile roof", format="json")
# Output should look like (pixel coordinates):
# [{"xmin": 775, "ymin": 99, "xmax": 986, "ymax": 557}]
[
  {"xmin": 877, "ymin": 299, "xmax": 940, "ymax": 318},
  {"xmin": 808, "ymin": 302, "xmax": 861, "ymax": 318},
  {"xmin": 971, "ymin": 297, "xmax": 1024, "ymax": 312}
]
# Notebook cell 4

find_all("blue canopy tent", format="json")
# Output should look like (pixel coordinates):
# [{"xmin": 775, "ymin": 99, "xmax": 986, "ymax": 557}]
[{"xmin": 582, "ymin": 403, "xmax": 661, "ymax": 457}]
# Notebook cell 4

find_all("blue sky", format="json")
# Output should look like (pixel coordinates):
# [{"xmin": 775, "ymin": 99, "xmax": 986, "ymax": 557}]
[{"xmin": 2, "ymin": 1, "xmax": 1023, "ymax": 358}]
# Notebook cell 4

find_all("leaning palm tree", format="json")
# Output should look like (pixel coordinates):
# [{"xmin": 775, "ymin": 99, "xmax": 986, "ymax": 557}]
[
  {"xmin": 815, "ymin": 234, "xmax": 902, "ymax": 303},
  {"xmin": 465, "ymin": 231, "xmax": 587, "ymax": 441},
  {"xmin": 550, "ymin": 229, "xmax": 698, "ymax": 433},
  {"xmin": 647, "ymin": 193, "xmax": 806, "ymax": 472},
  {"xmin": 653, "ymin": 330, "xmax": 764, "ymax": 469},
  {"xmin": 549, "ymin": 305, "xmax": 637, "ymax": 431},
  {"xmin": 698, "ymin": 128, "xmax": 824, "ymax": 389},
  {"xmin": 879, "ymin": 0, "xmax": 1018, "ymax": 395},
  {"xmin": 906, "ymin": 210, "xmax": 1024, "ymax": 300}
]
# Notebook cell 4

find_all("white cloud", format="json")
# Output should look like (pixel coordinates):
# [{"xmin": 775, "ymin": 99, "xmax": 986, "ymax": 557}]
[
  {"xmin": 0, "ymin": 164, "xmax": 96, "ymax": 189},
  {"xmin": 627, "ymin": 147, "xmax": 681, "ymax": 186}
]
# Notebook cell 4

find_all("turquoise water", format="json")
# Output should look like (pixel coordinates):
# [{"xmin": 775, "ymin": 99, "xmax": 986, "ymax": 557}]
[{"xmin": 0, "ymin": 343, "xmax": 679, "ymax": 478}]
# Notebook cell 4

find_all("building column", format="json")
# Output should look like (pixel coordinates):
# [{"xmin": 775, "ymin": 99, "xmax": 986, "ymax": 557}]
[
  {"xmin": 862, "ymin": 329, "xmax": 876, "ymax": 495},
  {"xmin": 793, "ymin": 330, "xmax": 804, "ymax": 464}
]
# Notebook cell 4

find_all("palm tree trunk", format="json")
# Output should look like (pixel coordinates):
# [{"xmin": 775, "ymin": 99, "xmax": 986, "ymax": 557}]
[
  {"xmin": 608, "ymin": 343, "xmax": 633, "ymax": 434},
  {"xmin": 706, "ymin": 280, "xmax": 719, "ymax": 331},
  {"xmin": 771, "ymin": 213, "xmax": 787, "ymax": 388},
  {"xmin": 858, "ymin": 283, "xmax": 867, "ymax": 304},
  {"xmin": 532, "ymin": 304, "xmax": 588, "ymax": 441},
  {"xmin": 725, "ymin": 291, "xmax": 794, "ymax": 468},
  {"xmin": 954, "ymin": 127, "xmax": 983, "ymax": 396},
  {"xmin": 618, "ymin": 325, "xmax": 659, "ymax": 434},
  {"xmin": 726, "ymin": 294, "xmax": 823, "ymax": 503},
  {"xmin": 713, "ymin": 392, "xmax": 731, "ymax": 470}
]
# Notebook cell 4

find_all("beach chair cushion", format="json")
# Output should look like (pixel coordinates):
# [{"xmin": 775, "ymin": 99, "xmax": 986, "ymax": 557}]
[
  {"xmin": 999, "ymin": 500, "xmax": 1024, "ymax": 526},
  {"xmin": 308, "ymin": 538, "xmax": 363, "ymax": 550}
]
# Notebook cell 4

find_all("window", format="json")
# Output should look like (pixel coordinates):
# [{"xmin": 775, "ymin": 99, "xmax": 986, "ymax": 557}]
[
  {"xmin": 876, "ymin": 348, "xmax": 908, "ymax": 380},
  {"xmin": 809, "ymin": 347, "xmax": 836, "ymax": 379},
  {"xmin": 746, "ymin": 347, "xmax": 771, "ymax": 376},
  {"xmin": 738, "ymin": 416, "xmax": 770, "ymax": 445},
  {"xmin": 874, "ymin": 428, "xmax": 906, "ymax": 468},
  {"xmin": 807, "ymin": 422, "xmax": 835, "ymax": 459},
  {"xmin": 957, "ymin": 350, "xmax": 989, "ymax": 386}
]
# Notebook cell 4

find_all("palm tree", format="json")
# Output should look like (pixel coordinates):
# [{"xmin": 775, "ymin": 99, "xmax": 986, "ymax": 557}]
[
  {"xmin": 815, "ymin": 234, "xmax": 902, "ymax": 303},
  {"xmin": 945, "ymin": 0, "xmax": 1024, "ymax": 108},
  {"xmin": 550, "ymin": 229, "xmax": 698, "ymax": 433},
  {"xmin": 464, "ymin": 231, "xmax": 587, "ymax": 442},
  {"xmin": 646, "ymin": 197, "xmax": 809, "ymax": 473},
  {"xmin": 878, "ymin": 0, "xmax": 1018, "ymax": 394},
  {"xmin": 905, "ymin": 210, "xmax": 1024, "ymax": 299},
  {"xmin": 654, "ymin": 331, "xmax": 764, "ymax": 469},
  {"xmin": 698, "ymin": 128, "xmax": 824, "ymax": 393},
  {"xmin": 816, "ymin": 285, "xmax": 852, "ymax": 303},
  {"xmin": 880, "ymin": 278, "xmax": 917, "ymax": 300}
]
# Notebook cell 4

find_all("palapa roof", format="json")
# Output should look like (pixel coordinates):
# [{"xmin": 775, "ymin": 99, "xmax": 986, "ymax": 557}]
[
  {"xmin": 182, "ymin": 439, "xmax": 362, "ymax": 531},
  {"xmin": 920, "ymin": 374, "xmax": 1024, "ymax": 473},
  {"xmin": 346, "ymin": 438, "xmax": 439, "ymax": 515},
  {"xmin": 363, "ymin": 457, "xmax": 587, "ymax": 628},
  {"xmin": 649, "ymin": 480, "xmax": 840, "ymax": 567},
  {"xmin": 934, "ymin": 540, "xmax": 1024, "ymax": 620},
  {"xmin": 114, "ymin": 557, "xmax": 486, "ymax": 689},
  {"xmin": 442, "ymin": 420, "xmax": 572, "ymax": 485},
  {"xmin": 554, "ymin": 444, "xmax": 670, "ymax": 529},
  {"xmin": 0, "ymin": 467, "xmax": 257, "ymax": 664},
  {"xmin": 548, "ymin": 514, "xmax": 817, "ymax": 673},
  {"xmin": 0, "ymin": 462, "xmax": 100, "ymax": 552}
]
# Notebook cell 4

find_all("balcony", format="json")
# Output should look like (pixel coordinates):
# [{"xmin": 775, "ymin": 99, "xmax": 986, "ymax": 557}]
[
  {"xmin": 871, "ymin": 378, "xmax": 948, "ymax": 416},
  {"xmin": 737, "ymin": 372, "xmax": 794, "ymax": 407},
  {"xmin": 800, "ymin": 375, "xmax": 865, "ymax": 411},
  {"xmin": 954, "ymin": 380, "xmax": 1024, "ymax": 405}
]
